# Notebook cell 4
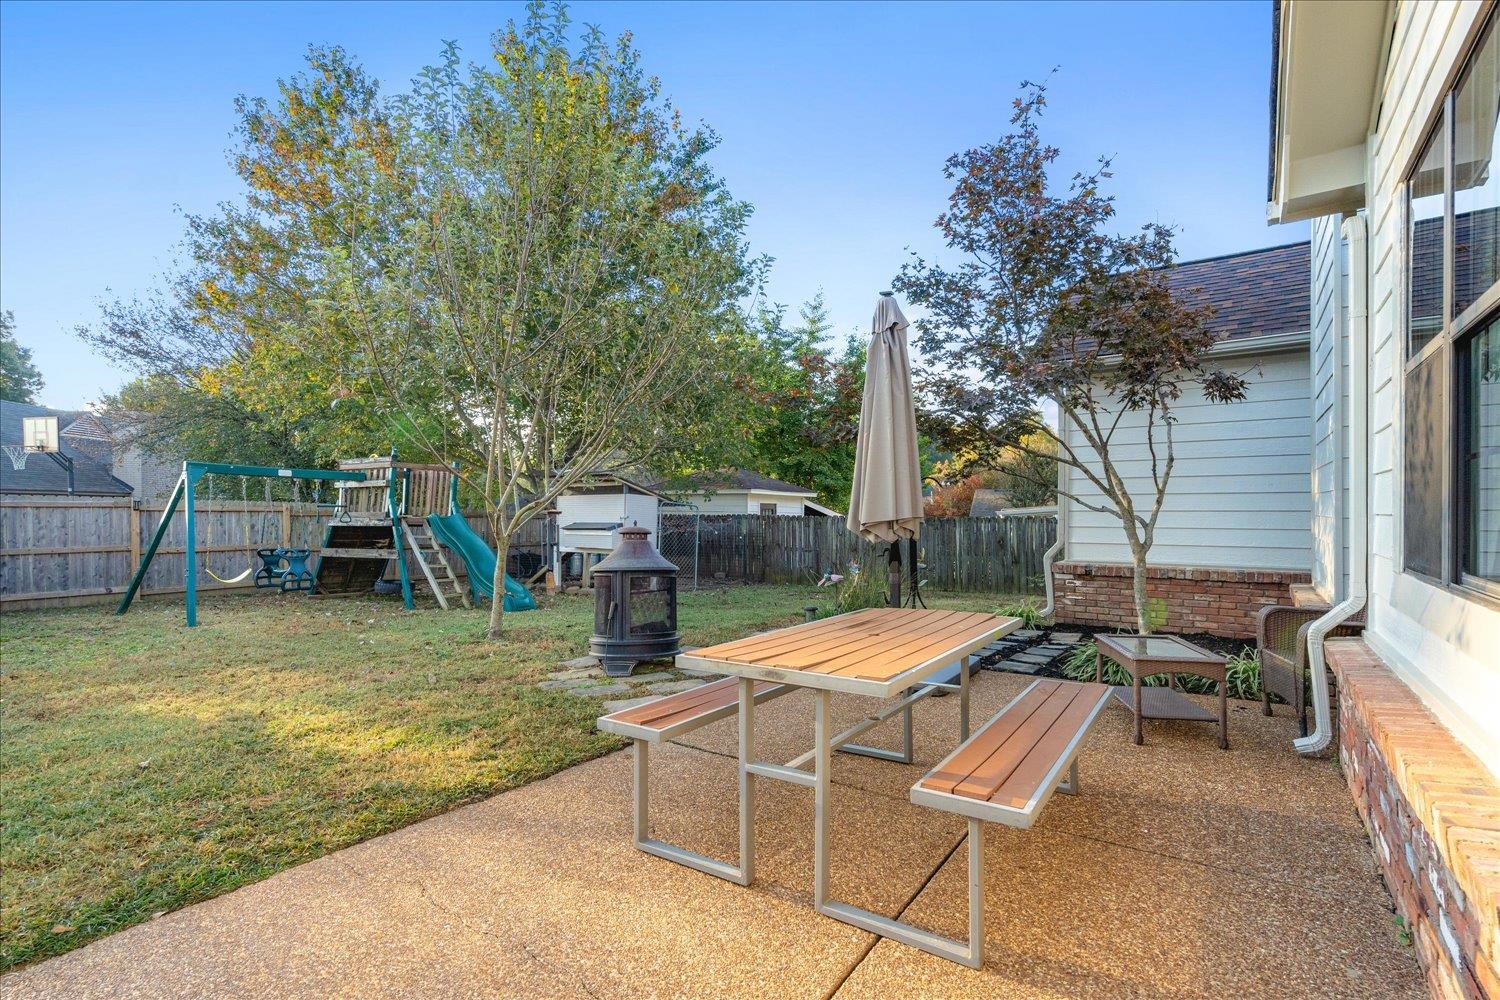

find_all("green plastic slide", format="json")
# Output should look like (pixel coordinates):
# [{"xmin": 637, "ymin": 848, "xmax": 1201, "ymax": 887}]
[{"xmin": 426, "ymin": 512, "xmax": 537, "ymax": 612}]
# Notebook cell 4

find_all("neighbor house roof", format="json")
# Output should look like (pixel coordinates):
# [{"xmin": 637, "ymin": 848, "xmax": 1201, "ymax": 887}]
[
  {"xmin": 674, "ymin": 469, "xmax": 817, "ymax": 496},
  {"xmin": 0, "ymin": 401, "xmax": 134, "ymax": 496},
  {"xmin": 1165, "ymin": 241, "xmax": 1310, "ymax": 344},
  {"xmin": 968, "ymin": 489, "xmax": 1008, "ymax": 517}
]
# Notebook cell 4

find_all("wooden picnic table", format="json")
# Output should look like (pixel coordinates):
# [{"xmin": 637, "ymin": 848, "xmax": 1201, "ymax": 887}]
[{"xmin": 674, "ymin": 607, "xmax": 1018, "ymax": 938}]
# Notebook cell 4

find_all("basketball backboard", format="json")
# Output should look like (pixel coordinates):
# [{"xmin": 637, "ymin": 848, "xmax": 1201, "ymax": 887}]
[{"xmin": 22, "ymin": 415, "xmax": 59, "ymax": 453}]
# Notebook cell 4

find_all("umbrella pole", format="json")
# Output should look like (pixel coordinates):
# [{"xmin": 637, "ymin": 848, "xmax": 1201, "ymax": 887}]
[
  {"xmin": 887, "ymin": 544, "xmax": 902, "ymax": 608},
  {"xmin": 907, "ymin": 536, "xmax": 926, "ymax": 608}
]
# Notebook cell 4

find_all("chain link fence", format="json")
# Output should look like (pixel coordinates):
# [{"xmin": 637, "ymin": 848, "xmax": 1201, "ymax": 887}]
[{"xmin": 656, "ymin": 501, "xmax": 700, "ymax": 589}]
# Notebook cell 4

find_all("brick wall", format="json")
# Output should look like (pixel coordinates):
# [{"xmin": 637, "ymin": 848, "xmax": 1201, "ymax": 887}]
[
  {"xmin": 1051, "ymin": 561, "xmax": 1310, "ymax": 638},
  {"xmin": 1329, "ymin": 639, "xmax": 1500, "ymax": 999}
]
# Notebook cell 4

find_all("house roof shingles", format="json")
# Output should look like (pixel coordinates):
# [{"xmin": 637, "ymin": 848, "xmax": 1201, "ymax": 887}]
[
  {"xmin": 677, "ymin": 469, "xmax": 817, "ymax": 496},
  {"xmin": 1165, "ymin": 241, "xmax": 1310, "ymax": 343},
  {"xmin": 0, "ymin": 401, "xmax": 134, "ymax": 496}
]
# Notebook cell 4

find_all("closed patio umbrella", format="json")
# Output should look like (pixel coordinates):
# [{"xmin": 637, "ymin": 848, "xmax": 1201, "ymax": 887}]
[{"xmin": 847, "ymin": 292, "xmax": 924, "ymax": 606}]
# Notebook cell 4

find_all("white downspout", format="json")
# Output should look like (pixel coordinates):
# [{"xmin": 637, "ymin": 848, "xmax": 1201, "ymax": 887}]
[
  {"xmin": 1299, "ymin": 213, "xmax": 1369, "ymax": 755},
  {"xmin": 1040, "ymin": 411, "xmax": 1066, "ymax": 619}
]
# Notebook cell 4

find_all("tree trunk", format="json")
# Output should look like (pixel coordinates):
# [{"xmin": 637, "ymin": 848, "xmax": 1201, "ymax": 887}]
[
  {"xmin": 1130, "ymin": 545, "xmax": 1151, "ymax": 635},
  {"xmin": 487, "ymin": 526, "xmax": 510, "ymax": 641}
]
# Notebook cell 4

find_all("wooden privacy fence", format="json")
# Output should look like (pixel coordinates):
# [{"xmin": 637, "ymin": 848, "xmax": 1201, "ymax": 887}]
[
  {"xmin": 659, "ymin": 513, "xmax": 1056, "ymax": 595},
  {"xmin": 0, "ymin": 496, "xmax": 548, "ymax": 611}
]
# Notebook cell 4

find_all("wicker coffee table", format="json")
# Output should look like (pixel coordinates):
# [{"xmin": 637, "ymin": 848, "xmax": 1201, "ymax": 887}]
[{"xmin": 1094, "ymin": 634, "xmax": 1229, "ymax": 749}]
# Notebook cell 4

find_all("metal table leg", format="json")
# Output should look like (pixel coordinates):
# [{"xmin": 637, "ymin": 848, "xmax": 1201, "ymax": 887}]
[
  {"xmin": 739, "ymin": 676, "xmax": 757, "ymax": 884},
  {"xmin": 812, "ymin": 683, "xmax": 985, "ymax": 968},
  {"xmin": 960, "ymin": 653, "xmax": 972, "ymax": 742}
]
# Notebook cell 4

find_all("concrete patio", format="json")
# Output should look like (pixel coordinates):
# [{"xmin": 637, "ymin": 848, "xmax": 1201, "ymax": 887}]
[{"xmin": 1, "ymin": 671, "xmax": 1424, "ymax": 999}]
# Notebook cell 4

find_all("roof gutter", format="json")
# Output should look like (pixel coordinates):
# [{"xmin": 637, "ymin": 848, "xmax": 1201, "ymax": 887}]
[{"xmin": 1298, "ymin": 213, "xmax": 1368, "ymax": 755}]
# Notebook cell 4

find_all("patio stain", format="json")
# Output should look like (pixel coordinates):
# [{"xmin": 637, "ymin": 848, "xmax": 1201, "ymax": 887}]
[{"xmin": 1, "ymin": 672, "xmax": 1425, "ymax": 999}]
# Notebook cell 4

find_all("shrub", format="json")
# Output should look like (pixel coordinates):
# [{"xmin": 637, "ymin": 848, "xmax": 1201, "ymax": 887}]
[
  {"xmin": 995, "ymin": 597, "xmax": 1048, "ymax": 630},
  {"xmin": 814, "ymin": 562, "xmax": 889, "ymax": 617}
]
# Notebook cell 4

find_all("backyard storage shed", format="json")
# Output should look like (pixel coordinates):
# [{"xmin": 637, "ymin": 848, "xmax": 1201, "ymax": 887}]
[{"xmin": 556, "ymin": 474, "xmax": 664, "ymax": 562}]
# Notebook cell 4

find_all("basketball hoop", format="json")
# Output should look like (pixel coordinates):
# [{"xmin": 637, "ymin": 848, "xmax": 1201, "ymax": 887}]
[{"xmin": 2, "ymin": 444, "xmax": 28, "ymax": 470}]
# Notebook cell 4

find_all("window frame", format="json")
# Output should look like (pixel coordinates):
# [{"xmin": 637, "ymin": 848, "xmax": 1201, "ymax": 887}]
[{"xmin": 1400, "ymin": 7, "xmax": 1500, "ymax": 606}]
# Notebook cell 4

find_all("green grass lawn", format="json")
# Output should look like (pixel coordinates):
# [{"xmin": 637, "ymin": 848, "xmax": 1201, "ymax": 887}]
[{"xmin": 0, "ymin": 584, "xmax": 1014, "ymax": 971}]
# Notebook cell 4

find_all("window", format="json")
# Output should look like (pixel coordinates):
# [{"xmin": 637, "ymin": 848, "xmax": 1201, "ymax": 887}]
[
  {"xmin": 1409, "ymin": 127, "xmax": 1447, "ymax": 355},
  {"xmin": 759, "ymin": 503, "xmax": 778, "ymax": 516},
  {"xmin": 1403, "ymin": 8, "xmax": 1500, "ymax": 595},
  {"xmin": 1459, "ymin": 319, "xmax": 1500, "ymax": 582}
]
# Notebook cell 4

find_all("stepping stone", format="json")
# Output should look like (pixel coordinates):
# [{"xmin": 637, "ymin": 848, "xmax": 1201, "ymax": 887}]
[
  {"xmin": 538, "ymin": 677, "xmax": 600, "ymax": 690},
  {"xmin": 1012, "ymin": 629, "xmax": 1043, "ymax": 641},
  {"xmin": 995, "ymin": 658, "xmax": 1044, "ymax": 675},
  {"xmin": 647, "ymin": 679, "xmax": 706, "ymax": 695},
  {"xmin": 1051, "ymin": 632, "xmax": 1083, "ymax": 644},
  {"xmin": 560, "ymin": 656, "xmax": 601, "ymax": 669},
  {"xmin": 602, "ymin": 695, "xmax": 660, "ymax": 713},
  {"xmin": 547, "ymin": 667, "xmax": 602, "ymax": 681},
  {"xmin": 624, "ymin": 671, "xmax": 676, "ymax": 684},
  {"xmin": 569, "ymin": 683, "xmax": 632, "ymax": 698},
  {"xmin": 1011, "ymin": 652, "xmax": 1054, "ymax": 666}
]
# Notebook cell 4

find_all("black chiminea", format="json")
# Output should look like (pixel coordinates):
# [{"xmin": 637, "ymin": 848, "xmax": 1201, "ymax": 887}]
[{"xmin": 589, "ymin": 526, "xmax": 681, "ymax": 677}]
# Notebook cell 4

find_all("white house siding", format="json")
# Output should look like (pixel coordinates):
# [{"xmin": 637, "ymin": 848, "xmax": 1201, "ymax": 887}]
[
  {"xmin": 1355, "ymin": 0, "xmax": 1500, "ymax": 773},
  {"xmin": 746, "ymin": 490, "xmax": 809, "ymax": 515},
  {"xmin": 691, "ymin": 492, "xmax": 751, "ymax": 515},
  {"xmin": 1062, "ymin": 348, "xmax": 1314, "ymax": 571},
  {"xmin": 683, "ymin": 490, "xmax": 812, "ymax": 515},
  {"xmin": 1310, "ymin": 215, "xmax": 1352, "ymax": 601},
  {"xmin": 622, "ymin": 491, "xmax": 660, "ymax": 538}
]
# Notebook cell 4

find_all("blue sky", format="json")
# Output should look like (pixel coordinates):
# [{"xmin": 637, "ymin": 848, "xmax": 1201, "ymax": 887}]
[{"xmin": 0, "ymin": 0, "xmax": 1304, "ymax": 410}]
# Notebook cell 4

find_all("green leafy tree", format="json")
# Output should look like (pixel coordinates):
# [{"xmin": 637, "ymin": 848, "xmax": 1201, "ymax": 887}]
[
  {"xmin": 0, "ymin": 312, "xmax": 44, "ymax": 403},
  {"xmin": 895, "ymin": 82, "xmax": 1246, "ymax": 634},
  {"xmin": 81, "ymin": 6, "xmax": 761, "ymax": 636},
  {"xmin": 737, "ymin": 293, "xmax": 866, "ymax": 510}
]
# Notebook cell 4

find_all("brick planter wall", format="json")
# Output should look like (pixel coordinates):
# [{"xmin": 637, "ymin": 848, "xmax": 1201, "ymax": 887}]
[
  {"xmin": 1329, "ymin": 639, "xmax": 1500, "ymax": 999},
  {"xmin": 1051, "ymin": 561, "xmax": 1310, "ymax": 638}
]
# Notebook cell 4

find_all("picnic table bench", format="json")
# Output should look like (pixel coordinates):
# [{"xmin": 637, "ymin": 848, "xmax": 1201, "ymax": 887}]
[{"xmin": 596, "ymin": 610, "xmax": 1114, "ymax": 970}]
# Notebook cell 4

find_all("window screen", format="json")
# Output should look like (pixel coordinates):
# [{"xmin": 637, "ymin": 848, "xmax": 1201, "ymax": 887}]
[
  {"xmin": 1460, "ymin": 318, "xmax": 1500, "ymax": 581},
  {"xmin": 1454, "ymin": 16, "xmax": 1500, "ymax": 317},
  {"xmin": 1410, "ymin": 127, "xmax": 1448, "ymax": 356},
  {"xmin": 1404, "ymin": 350, "xmax": 1447, "ymax": 578}
]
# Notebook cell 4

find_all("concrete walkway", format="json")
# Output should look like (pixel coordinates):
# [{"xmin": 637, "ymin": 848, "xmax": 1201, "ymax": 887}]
[{"xmin": 3, "ymin": 672, "xmax": 1424, "ymax": 999}]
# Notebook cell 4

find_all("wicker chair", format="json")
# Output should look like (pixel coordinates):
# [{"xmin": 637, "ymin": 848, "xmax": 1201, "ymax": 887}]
[{"xmin": 1256, "ymin": 605, "xmax": 1365, "ymax": 737}]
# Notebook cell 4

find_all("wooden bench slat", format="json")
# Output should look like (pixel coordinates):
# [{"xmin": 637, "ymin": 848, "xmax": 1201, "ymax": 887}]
[
  {"xmin": 607, "ymin": 676, "xmax": 745, "ymax": 726},
  {"xmin": 950, "ymin": 683, "xmax": 1082, "ymax": 799},
  {"xmin": 986, "ymin": 684, "xmax": 1110, "ymax": 808},
  {"xmin": 911, "ymin": 679, "xmax": 1111, "ymax": 831},
  {"xmin": 919, "ymin": 681, "xmax": 1063, "ymax": 794},
  {"xmin": 639, "ymin": 680, "xmax": 784, "ymax": 731}
]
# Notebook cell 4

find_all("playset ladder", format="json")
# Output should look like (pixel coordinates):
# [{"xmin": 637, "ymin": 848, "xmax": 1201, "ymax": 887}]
[{"xmin": 402, "ymin": 517, "xmax": 470, "ymax": 610}]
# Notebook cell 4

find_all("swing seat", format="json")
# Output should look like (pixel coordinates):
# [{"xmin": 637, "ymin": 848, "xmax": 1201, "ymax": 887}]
[
  {"xmin": 279, "ymin": 548, "xmax": 315, "ymax": 593},
  {"xmin": 255, "ymin": 548, "xmax": 289, "ymax": 589}
]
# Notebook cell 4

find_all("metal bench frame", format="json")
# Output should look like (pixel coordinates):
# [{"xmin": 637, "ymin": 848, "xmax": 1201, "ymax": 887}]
[
  {"xmin": 598, "ymin": 679, "xmax": 791, "ymax": 886},
  {"xmin": 821, "ymin": 680, "xmax": 1110, "ymax": 969}
]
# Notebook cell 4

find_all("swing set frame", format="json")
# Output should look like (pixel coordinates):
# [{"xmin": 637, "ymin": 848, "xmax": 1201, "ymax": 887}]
[{"xmin": 115, "ymin": 460, "xmax": 367, "ymax": 627}]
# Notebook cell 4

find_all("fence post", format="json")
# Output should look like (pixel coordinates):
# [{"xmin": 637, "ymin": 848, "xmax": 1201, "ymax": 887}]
[{"xmin": 281, "ymin": 504, "xmax": 292, "ymax": 547}]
